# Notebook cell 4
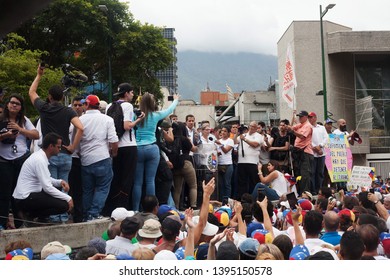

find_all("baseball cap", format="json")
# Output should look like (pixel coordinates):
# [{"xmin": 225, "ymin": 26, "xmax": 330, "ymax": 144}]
[
  {"xmin": 111, "ymin": 207, "xmax": 135, "ymax": 221},
  {"xmin": 289, "ymin": 244, "xmax": 309, "ymax": 260},
  {"xmin": 114, "ymin": 83, "xmax": 133, "ymax": 97},
  {"xmin": 308, "ymin": 112, "xmax": 317, "ymax": 117},
  {"xmin": 192, "ymin": 215, "xmax": 218, "ymax": 236},
  {"xmin": 5, "ymin": 248, "xmax": 34, "ymax": 260},
  {"xmin": 238, "ymin": 238, "xmax": 260, "ymax": 258},
  {"xmin": 296, "ymin": 110, "xmax": 308, "ymax": 117},
  {"xmin": 120, "ymin": 217, "xmax": 140, "ymax": 235},
  {"xmin": 85, "ymin": 94, "xmax": 100, "ymax": 106},
  {"xmin": 325, "ymin": 118, "xmax": 333, "ymax": 124}
]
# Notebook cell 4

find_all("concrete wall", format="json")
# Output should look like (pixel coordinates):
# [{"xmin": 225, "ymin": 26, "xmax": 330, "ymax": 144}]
[
  {"xmin": 0, "ymin": 219, "xmax": 110, "ymax": 259},
  {"xmin": 236, "ymin": 90, "xmax": 276, "ymax": 125}
]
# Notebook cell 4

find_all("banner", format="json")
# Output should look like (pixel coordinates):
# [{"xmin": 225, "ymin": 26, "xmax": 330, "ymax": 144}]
[
  {"xmin": 324, "ymin": 134, "xmax": 353, "ymax": 182},
  {"xmin": 282, "ymin": 43, "xmax": 297, "ymax": 109}
]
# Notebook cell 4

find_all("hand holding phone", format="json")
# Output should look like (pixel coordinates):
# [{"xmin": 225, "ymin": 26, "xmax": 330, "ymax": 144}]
[{"xmin": 286, "ymin": 192, "xmax": 298, "ymax": 210}]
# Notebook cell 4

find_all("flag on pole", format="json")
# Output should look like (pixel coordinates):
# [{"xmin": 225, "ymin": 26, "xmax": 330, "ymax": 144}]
[
  {"xmin": 226, "ymin": 84, "xmax": 235, "ymax": 101},
  {"xmin": 282, "ymin": 43, "xmax": 297, "ymax": 109}
]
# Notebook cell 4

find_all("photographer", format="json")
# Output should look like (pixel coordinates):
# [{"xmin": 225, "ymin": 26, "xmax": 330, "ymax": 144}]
[{"xmin": 0, "ymin": 94, "xmax": 39, "ymax": 229}]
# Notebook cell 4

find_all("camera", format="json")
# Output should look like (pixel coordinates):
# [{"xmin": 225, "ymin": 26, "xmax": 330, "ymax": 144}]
[
  {"xmin": 61, "ymin": 64, "xmax": 88, "ymax": 89},
  {"xmin": 238, "ymin": 124, "xmax": 247, "ymax": 135},
  {"xmin": 134, "ymin": 109, "xmax": 142, "ymax": 118},
  {"xmin": 167, "ymin": 95, "xmax": 174, "ymax": 101}
]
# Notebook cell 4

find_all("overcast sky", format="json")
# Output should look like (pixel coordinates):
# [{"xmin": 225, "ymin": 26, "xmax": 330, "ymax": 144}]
[{"xmin": 127, "ymin": 0, "xmax": 390, "ymax": 55}]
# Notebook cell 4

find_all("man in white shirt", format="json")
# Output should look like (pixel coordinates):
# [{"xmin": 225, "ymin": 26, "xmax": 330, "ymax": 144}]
[
  {"xmin": 79, "ymin": 95, "xmax": 118, "ymax": 221},
  {"xmin": 102, "ymin": 83, "xmax": 144, "ymax": 215},
  {"xmin": 308, "ymin": 112, "xmax": 328, "ymax": 194},
  {"xmin": 333, "ymin": 118, "xmax": 356, "ymax": 145},
  {"xmin": 236, "ymin": 121, "xmax": 263, "ymax": 199},
  {"xmin": 13, "ymin": 132, "xmax": 73, "ymax": 221},
  {"xmin": 106, "ymin": 216, "xmax": 140, "ymax": 256}
]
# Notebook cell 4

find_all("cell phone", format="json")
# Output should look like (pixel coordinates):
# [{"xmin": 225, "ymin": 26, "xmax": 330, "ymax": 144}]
[
  {"xmin": 286, "ymin": 192, "xmax": 298, "ymax": 210},
  {"xmin": 257, "ymin": 189, "xmax": 266, "ymax": 202},
  {"xmin": 167, "ymin": 95, "xmax": 174, "ymax": 101},
  {"xmin": 369, "ymin": 188, "xmax": 375, "ymax": 194},
  {"xmin": 40, "ymin": 61, "xmax": 46, "ymax": 69},
  {"xmin": 334, "ymin": 192, "xmax": 341, "ymax": 201}
]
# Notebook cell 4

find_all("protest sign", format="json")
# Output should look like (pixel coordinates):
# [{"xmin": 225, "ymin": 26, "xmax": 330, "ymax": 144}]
[{"xmin": 324, "ymin": 134, "xmax": 353, "ymax": 182}]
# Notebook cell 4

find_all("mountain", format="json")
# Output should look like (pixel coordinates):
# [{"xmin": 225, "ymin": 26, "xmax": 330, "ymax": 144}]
[{"xmin": 177, "ymin": 51, "xmax": 278, "ymax": 101}]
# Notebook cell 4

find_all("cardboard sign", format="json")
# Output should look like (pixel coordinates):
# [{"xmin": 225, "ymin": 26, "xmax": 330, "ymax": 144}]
[
  {"xmin": 324, "ymin": 134, "xmax": 353, "ymax": 182},
  {"xmin": 347, "ymin": 166, "xmax": 375, "ymax": 191}
]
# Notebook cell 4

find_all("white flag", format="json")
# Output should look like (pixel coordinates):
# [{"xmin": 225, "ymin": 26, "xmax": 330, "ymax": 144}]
[
  {"xmin": 282, "ymin": 43, "xmax": 297, "ymax": 108},
  {"xmin": 226, "ymin": 84, "xmax": 234, "ymax": 100}
]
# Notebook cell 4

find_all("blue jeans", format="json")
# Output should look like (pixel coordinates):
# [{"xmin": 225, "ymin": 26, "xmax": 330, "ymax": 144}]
[
  {"xmin": 82, "ymin": 158, "xmax": 113, "ymax": 219},
  {"xmin": 218, "ymin": 164, "xmax": 233, "ymax": 200},
  {"xmin": 132, "ymin": 144, "xmax": 160, "ymax": 211},
  {"xmin": 48, "ymin": 153, "xmax": 72, "ymax": 182},
  {"xmin": 252, "ymin": 183, "xmax": 280, "ymax": 201},
  {"xmin": 48, "ymin": 152, "xmax": 72, "ymax": 222}
]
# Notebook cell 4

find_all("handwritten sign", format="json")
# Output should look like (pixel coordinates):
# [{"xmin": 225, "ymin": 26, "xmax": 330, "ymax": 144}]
[
  {"xmin": 347, "ymin": 166, "xmax": 375, "ymax": 191},
  {"xmin": 324, "ymin": 134, "xmax": 353, "ymax": 182}
]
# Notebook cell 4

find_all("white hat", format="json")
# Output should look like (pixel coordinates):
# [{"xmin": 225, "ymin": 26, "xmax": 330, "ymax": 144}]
[
  {"xmin": 138, "ymin": 219, "xmax": 162, "ymax": 239},
  {"xmin": 192, "ymin": 216, "xmax": 219, "ymax": 236},
  {"xmin": 41, "ymin": 241, "xmax": 71, "ymax": 260},
  {"xmin": 111, "ymin": 207, "xmax": 135, "ymax": 221},
  {"xmin": 154, "ymin": 250, "xmax": 178, "ymax": 260}
]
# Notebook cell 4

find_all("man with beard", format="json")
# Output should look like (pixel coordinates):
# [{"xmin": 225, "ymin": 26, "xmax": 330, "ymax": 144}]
[{"xmin": 333, "ymin": 119, "xmax": 356, "ymax": 146}]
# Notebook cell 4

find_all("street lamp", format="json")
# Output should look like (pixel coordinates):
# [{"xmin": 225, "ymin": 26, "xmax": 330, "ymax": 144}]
[
  {"xmin": 320, "ymin": 3, "xmax": 335, "ymax": 120},
  {"xmin": 98, "ymin": 4, "xmax": 113, "ymax": 103}
]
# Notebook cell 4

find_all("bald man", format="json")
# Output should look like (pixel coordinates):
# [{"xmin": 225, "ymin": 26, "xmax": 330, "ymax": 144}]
[
  {"xmin": 320, "ymin": 211, "xmax": 341, "ymax": 246},
  {"xmin": 333, "ymin": 119, "xmax": 355, "ymax": 145}
]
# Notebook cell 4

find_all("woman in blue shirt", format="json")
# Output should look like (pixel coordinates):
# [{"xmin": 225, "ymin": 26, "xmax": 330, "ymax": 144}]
[{"xmin": 132, "ymin": 93, "xmax": 179, "ymax": 211}]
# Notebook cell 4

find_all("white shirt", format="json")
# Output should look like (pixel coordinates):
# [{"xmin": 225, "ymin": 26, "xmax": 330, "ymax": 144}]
[
  {"xmin": 271, "ymin": 171, "xmax": 289, "ymax": 196},
  {"xmin": 259, "ymin": 133, "xmax": 273, "ymax": 164},
  {"xmin": 106, "ymin": 102, "xmax": 136, "ymax": 148},
  {"xmin": 311, "ymin": 124, "xmax": 329, "ymax": 158},
  {"xmin": 198, "ymin": 135, "xmax": 217, "ymax": 166},
  {"xmin": 238, "ymin": 132, "xmax": 263, "ymax": 164},
  {"xmin": 79, "ymin": 110, "xmax": 118, "ymax": 166},
  {"xmin": 0, "ymin": 117, "xmax": 36, "ymax": 160},
  {"xmin": 304, "ymin": 238, "xmax": 334, "ymax": 255},
  {"xmin": 217, "ymin": 138, "xmax": 234, "ymax": 165},
  {"xmin": 105, "ymin": 236, "xmax": 140, "ymax": 256},
  {"xmin": 13, "ymin": 149, "xmax": 71, "ymax": 202}
]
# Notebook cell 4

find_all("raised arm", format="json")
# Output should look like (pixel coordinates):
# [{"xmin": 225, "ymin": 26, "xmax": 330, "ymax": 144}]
[{"xmin": 29, "ymin": 65, "xmax": 44, "ymax": 105}]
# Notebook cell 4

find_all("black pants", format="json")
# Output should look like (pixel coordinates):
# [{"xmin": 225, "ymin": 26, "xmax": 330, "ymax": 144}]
[
  {"xmin": 102, "ymin": 146, "xmax": 137, "ymax": 215},
  {"xmin": 0, "ymin": 153, "xmax": 30, "ymax": 228},
  {"xmin": 237, "ymin": 163, "xmax": 258, "ymax": 200},
  {"xmin": 15, "ymin": 191, "xmax": 69, "ymax": 218},
  {"xmin": 68, "ymin": 157, "xmax": 83, "ymax": 222},
  {"xmin": 155, "ymin": 154, "xmax": 173, "ymax": 205}
]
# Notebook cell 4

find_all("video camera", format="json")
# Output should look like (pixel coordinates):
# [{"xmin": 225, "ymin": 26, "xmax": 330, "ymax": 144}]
[
  {"xmin": 238, "ymin": 124, "xmax": 248, "ymax": 135},
  {"xmin": 61, "ymin": 64, "xmax": 88, "ymax": 89}
]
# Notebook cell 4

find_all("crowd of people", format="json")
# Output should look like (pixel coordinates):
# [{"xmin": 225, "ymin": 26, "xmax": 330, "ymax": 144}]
[{"xmin": 1, "ymin": 65, "xmax": 390, "ymax": 261}]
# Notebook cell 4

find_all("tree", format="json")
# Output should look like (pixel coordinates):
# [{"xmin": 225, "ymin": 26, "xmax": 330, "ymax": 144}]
[
  {"xmin": 15, "ymin": 0, "xmax": 174, "ymax": 102},
  {"xmin": 0, "ymin": 33, "xmax": 63, "ymax": 118}
]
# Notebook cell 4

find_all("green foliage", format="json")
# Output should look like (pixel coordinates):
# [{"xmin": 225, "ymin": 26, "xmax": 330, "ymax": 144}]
[
  {"xmin": 15, "ymin": 0, "xmax": 174, "ymax": 103},
  {"xmin": 0, "ymin": 33, "xmax": 63, "ymax": 118}
]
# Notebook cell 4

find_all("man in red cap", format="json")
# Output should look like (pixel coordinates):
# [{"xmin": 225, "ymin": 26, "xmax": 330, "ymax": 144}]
[
  {"xmin": 308, "ymin": 112, "xmax": 328, "ymax": 195},
  {"xmin": 78, "ymin": 95, "xmax": 118, "ymax": 221}
]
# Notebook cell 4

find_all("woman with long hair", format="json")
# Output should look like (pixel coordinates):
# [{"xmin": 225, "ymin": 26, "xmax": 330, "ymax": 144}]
[
  {"xmin": 0, "ymin": 94, "xmax": 39, "ymax": 229},
  {"xmin": 132, "ymin": 92, "xmax": 179, "ymax": 211},
  {"xmin": 252, "ymin": 160, "xmax": 289, "ymax": 201}
]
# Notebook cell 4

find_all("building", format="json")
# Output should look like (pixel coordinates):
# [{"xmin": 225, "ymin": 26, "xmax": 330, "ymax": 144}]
[
  {"xmin": 278, "ymin": 20, "xmax": 390, "ymax": 174},
  {"xmin": 235, "ymin": 90, "xmax": 277, "ymax": 126},
  {"xmin": 155, "ymin": 28, "xmax": 178, "ymax": 94}
]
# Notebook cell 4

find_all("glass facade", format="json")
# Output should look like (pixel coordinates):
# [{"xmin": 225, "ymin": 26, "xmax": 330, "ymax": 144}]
[
  {"xmin": 155, "ymin": 28, "xmax": 178, "ymax": 94},
  {"xmin": 355, "ymin": 54, "xmax": 390, "ymax": 153}
]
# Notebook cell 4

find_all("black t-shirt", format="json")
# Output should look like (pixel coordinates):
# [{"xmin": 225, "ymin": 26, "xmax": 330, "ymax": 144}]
[
  {"xmin": 270, "ymin": 133, "xmax": 290, "ymax": 161},
  {"xmin": 34, "ymin": 98, "xmax": 77, "ymax": 151}
]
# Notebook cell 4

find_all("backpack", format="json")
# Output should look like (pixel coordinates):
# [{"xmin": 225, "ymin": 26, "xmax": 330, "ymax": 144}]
[
  {"xmin": 166, "ymin": 136, "xmax": 185, "ymax": 170},
  {"xmin": 106, "ymin": 101, "xmax": 126, "ymax": 140}
]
